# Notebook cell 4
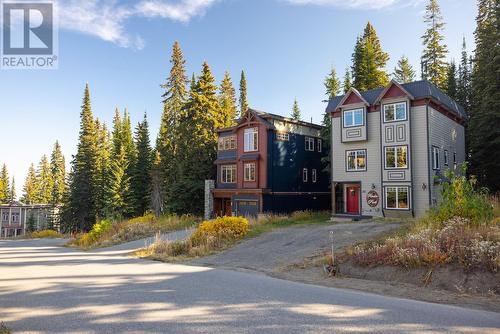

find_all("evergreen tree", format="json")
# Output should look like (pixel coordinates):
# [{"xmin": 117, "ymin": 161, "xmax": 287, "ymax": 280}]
[
  {"xmin": 291, "ymin": 99, "xmax": 301, "ymax": 121},
  {"xmin": 26, "ymin": 213, "xmax": 36, "ymax": 232},
  {"xmin": 50, "ymin": 141, "xmax": 66, "ymax": 205},
  {"xmin": 239, "ymin": 70, "xmax": 249, "ymax": 118},
  {"xmin": 150, "ymin": 151, "xmax": 165, "ymax": 217},
  {"xmin": 343, "ymin": 67, "xmax": 352, "ymax": 93},
  {"xmin": 0, "ymin": 164, "xmax": 9, "ymax": 203},
  {"xmin": 157, "ymin": 41, "xmax": 188, "ymax": 212},
  {"xmin": 172, "ymin": 62, "xmax": 220, "ymax": 214},
  {"xmin": 36, "ymin": 155, "xmax": 53, "ymax": 203},
  {"xmin": 112, "ymin": 108, "xmax": 122, "ymax": 155},
  {"xmin": 66, "ymin": 84, "xmax": 99, "ymax": 231},
  {"xmin": 446, "ymin": 60, "xmax": 458, "ymax": 99},
  {"xmin": 393, "ymin": 56, "xmax": 416, "ymax": 83},
  {"xmin": 469, "ymin": 0, "xmax": 500, "ymax": 191},
  {"xmin": 352, "ymin": 22, "xmax": 390, "ymax": 91},
  {"xmin": 132, "ymin": 113, "xmax": 152, "ymax": 216},
  {"xmin": 8, "ymin": 177, "xmax": 16, "ymax": 202},
  {"xmin": 219, "ymin": 71, "xmax": 238, "ymax": 127},
  {"xmin": 421, "ymin": 0, "xmax": 448, "ymax": 90},
  {"xmin": 457, "ymin": 37, "xmax": 472, "ymax": 112},
  {"xmin": 22, "ymin": 163, "xmax": 38, "ymax": 204},
  {"xmin": 110, "ymin": 147, "xmax": 133, "ymax": 218},
  {"xmin": 94, "ymin": 120, "xmax": 114, "ymax": 218},
  {"xmin": 322, "ymin": 67, "xmax": 340, "ymax": 173}
]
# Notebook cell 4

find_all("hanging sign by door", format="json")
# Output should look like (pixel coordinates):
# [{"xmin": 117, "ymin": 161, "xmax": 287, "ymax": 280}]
[{"xmin": 366, "ymin": 190, "xmax": 379, "ymax": 207}]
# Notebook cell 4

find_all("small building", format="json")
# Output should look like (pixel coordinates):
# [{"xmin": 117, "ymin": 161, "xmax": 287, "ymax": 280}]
[
  {"xmin": 211, "ymin": 109, "xmax": 331, "ymax": 217},
  {"xmin": 327, "ymin": 80, "xmax": 466, "ymax": 218},
  {"xmin": 0, "ymin": 202, "xmax": 54, "ymax": 237}
]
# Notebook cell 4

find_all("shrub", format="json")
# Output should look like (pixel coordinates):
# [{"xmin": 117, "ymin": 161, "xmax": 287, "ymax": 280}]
[
  {"xmin": 430, "ymin": 164, "xmax": 493, "ymax": 225},
  {"xmin": 74, "ymin": 219, "xmax": 113, "ymax": 248},
  {"xmin": 191, "ymin": 216, "xmax": 249, "ymax": 246},
  {"xmin": 0, "ymin": 322, "xmax": 11, "ymax": 334},
  {"xmin": 30, "ymin": 229, "xmax": 62, "ymax": 238}
]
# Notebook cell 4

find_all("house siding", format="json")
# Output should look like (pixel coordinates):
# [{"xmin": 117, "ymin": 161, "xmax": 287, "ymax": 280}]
[{"xmin": 411, "ymin": 104, "xmax": 431, "ymax": 217}]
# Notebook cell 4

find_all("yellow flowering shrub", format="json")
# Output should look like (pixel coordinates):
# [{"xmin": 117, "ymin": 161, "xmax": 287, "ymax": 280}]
[
  {"xmin": 191, "ymin": 216, "xmax": 249, "ymax": 246},
  {"xmin": 30, "ymin": 230, "xmax": 62, "ymax": 238}
]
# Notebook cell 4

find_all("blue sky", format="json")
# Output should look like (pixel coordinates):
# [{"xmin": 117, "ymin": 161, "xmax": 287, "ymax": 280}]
[{"xmin": 0, "ymin": 0, "xmax": 475, "ymax": 196}]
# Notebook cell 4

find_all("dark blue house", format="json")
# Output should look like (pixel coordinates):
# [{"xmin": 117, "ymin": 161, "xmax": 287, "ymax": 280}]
[{"xmin": 212, "ymin": 109, "xmax": 330, "ymax": 217}]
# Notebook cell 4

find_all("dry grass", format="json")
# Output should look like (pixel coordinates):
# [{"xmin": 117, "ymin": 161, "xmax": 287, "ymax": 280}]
[
  {"xmin": 246, "ymin": 211, "xmax": 331, "ymax": 238},
  {"xmin": 29, "ymin": 230, "xmax": 63, "ymax": 239},
  {"xmin": 0, "ymin": 322, "xmax": 11, "ymax": 334}
]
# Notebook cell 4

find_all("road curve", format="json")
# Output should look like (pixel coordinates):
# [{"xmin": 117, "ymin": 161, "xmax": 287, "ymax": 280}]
[{"xmin": 0, "ymin": 238, "xmax": 498, "ymax": 334}]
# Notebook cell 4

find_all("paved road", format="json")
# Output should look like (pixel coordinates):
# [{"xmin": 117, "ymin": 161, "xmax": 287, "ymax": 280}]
[{"xmin": 0, "ymin": 239, "xmax": 499, "ymax": 334}]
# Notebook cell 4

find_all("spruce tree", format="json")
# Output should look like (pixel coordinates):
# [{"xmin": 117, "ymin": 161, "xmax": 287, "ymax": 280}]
[
  {"xmin": 8, "ymin": 177, "xmax": 16, "ymax": 202},
  {"xmin": 469, "ymin": 0, "xmax": 500, "ymax": 191},
  {"xmin": 22, "ymin": 163, "xmax": 38, "ymax": 204},
  {"xmin": 157, "ymin": 41, "xmax": 188, "ymax": 212},
  {"xmin": 0, "ymin": 164, "xmax": 9, "ymax": 203},
  {"xmin": 112, "ymin": 108, "xmax": 122, "ymax": 155},
  {"xmin": 352, "ymin": 22, "xmax": 390, "ymax": 91},
  {"xmin": 457, "ymin": 37, "xmax": 471, "ymax": 112},
  {"xmin": 219, "ymin": 71, "xmax": 238, "ymax": 127},
  {"xmin": 110, "ymin": 147, "xmax": 133, "ymax": 218},
  {"xmin": 150, "ymin": 151, "xmax": 165, "ymax": 217},
  {"xmin": 343, "ymin": 67, "xmax": 352, "ymax": 93},
  {"xmin": 239, "ymin": 70, "xmax": 249, "ymax": 118},
  {"xmin": 50, "ymin": 141, "xmax": 66, "ymax": 205},
  {"xmin": 291, "ymin": 99, "xmax": 301, "ymax": 121},
  {"xmin": 393, "ymin": 56, "xmax": 416, "ymax": 83},
  {"xmin": 173, "ymin": 62, "xmax": 220, "ymax": 214},
  {"xmin": 94, "ymin": 120, "xmax": 114, "ymax": 219},
  {"xmin": 446, "ymin": 60, "xmax": 458, "ymax": 100},
  {"xmin": 322, "ymin": 67, "xmax": 340, "ymax": 173},
  {"xmin": 421, "ymin": 0, "xmax": 448, "ymax": 90},
  {"xmin": 36, "ymin": 155, "xmax": 53, "ymax": 203},
  {"xmin": 66, "ymin": 84, "xmax": 99, "ymax": 231},
  {"xmin": 132, "ymin": 113, "xmax": 152, "ymax": 216}
]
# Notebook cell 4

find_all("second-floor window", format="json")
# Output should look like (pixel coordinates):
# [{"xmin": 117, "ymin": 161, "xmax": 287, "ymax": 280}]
[
  {"xmin": 276, "ymin": 132, "xmax": 289, "ymax": 141},
  {"xmin": 444, "ymin": 150, "xmax": 449, "ymax": 166},
  {"xmin": 343, "ymin": 108, "xmax": 364, "ymax": 127},
  {"xmin": 2, "ymin": 212, "xmax": 8, "ymax": 222},
  {"xmin": 384, "ymin": 102, "xmax": 407, "ymax": 122},
  {"xmin": 312, "ymin": 169, "xmax": 317, "ymax": 183},
  {"xmin": 221, "ymin": 165, "xmax": 236, "ymax": 183},
  {"xmin": 346, "ymin": 150, "xmax": 366, "ymax": 171},
  {"xmin": 432, "ymin": 146, "xmax": 440, "ymax": 170},
  {"xmin": 11, "ymin": 213, "xmax": 19, "ymax": 223},
  {"xmin": 305, "ymin": 137, "xmax": 315, "ymax": 151},
  {"xmin": 385, "ymin": 146, "xmax": 408, "ymax": 169},
  {"xmin": 453, "ymin": 152, "xmax": 457, "ymax": 168},
  {"xmin": 218, "ymin": 136, "xmax": 236, "ymax": 151},
  {"xmin": 244, "ymin": 163, "xmax": 256, "ymax": 181},
  {"xmin": 244, "ymin": 128, "xmax": 258, "ymax": 152},
  {"xmin": 317, "ymin": 139, "xmax": 322, "ymax": 152},
  {"xmin": 303, "ymin": 168, "xmax": 308, "ymax": 182}
]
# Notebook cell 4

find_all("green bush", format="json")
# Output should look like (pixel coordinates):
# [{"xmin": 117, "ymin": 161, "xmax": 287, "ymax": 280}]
[
  {"xmin": 30, "ymin": 230, "xmax": 62, "ymax": 238},
  {"xmin": 431, "ymin": 164, "xmax": 493, "ymax": 226},
  {"xmin": 74, "ymin": 219, "xmax": 113, "ymax": 248}
]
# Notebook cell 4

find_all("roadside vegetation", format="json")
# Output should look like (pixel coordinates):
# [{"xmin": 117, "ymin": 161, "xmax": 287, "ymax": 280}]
[
  {"xmin": 68, "ymin": 213, "xmax": 198, "ymax": 249},
  {"xmin": 342, "ymin": 166, "xmax": 499, "ymax": 274},
  {"xmin": 29, "ymin": 229, "xmax": 63, "ymax": 239},
  {"xmin": 0, "ymin": 322, "xmax": 11, "ymax": 334},
  {"xmin": 137, "ymin": 211, "xmax": 331, "ymax": 261}
]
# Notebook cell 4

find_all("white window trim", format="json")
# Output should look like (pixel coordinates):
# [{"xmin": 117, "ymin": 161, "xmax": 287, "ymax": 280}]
[
  {"xmin": 305, "ymin": 137, "xmax": 315, "ymax": 151},
  {"xmin": 384, "ymin": 145, "xmax": 408, "ymax": 169},
  {"xmin": 317, "ymin": 139, "xmax": 322, "ymax": 152},
  {"xmin": 244, "ymin": 162, "xmax": 256, "ymax": 182},
  {"xmin": 312, "ymin": 169, "xmax": 317, "ymax": 183},
  {"xmin": 276, "ymin": 132, "xmax": 289, "ymax": 141},
  {"xmin": 244, "ymin": 128, "xmax": 258, "ymax": 152},
  {"xmin": 383, "ymin": 102, "xmax": 407, "ymax": 122},
  {"xmin": 346, "ymin": 149, "xmax": 367, "ymax": 171},
  {"xmin": 303, "ymin": 168, "xmax": 308, "ymax": 182},
  {"xmin": 385, "ymin": 186, "xmax": 410, "ymax": 210},
  {"xmin": 444, "ymin": 150, "xmax": 449, "ymax": 166},
  {"xmin": 453, "ymin": 152, "xmax": 457, "ymax": 168},
  {"xmin": 343, "ymin": 108, "xmax": 364, "ymax": 128},
  {"xmin": 220, "ymin": 165, "xmax": 236, "ymax": 184},
  {"xmin": 432, "ymin": 146, "xmax": 440, "ymax": 170}
]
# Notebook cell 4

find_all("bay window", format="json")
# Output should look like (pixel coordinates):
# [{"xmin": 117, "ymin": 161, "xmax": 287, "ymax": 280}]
[{"xmin": 343, "ymin": 108, "xmax": 364, "ymax": 127}]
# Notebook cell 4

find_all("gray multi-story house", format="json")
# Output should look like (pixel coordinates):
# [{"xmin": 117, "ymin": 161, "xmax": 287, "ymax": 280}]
[
  {"xmin": 327, "ymin": 80, "xmax": 466, "ymax": 218},
  {"xmin": 0, "ymin": 202, "xmax": 54, "ymax": 237}
]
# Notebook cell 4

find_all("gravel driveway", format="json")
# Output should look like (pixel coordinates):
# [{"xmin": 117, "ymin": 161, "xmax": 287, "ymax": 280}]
[{"xmin": 190, "ymin": 222, "xmax": 401, "ymax": 273}]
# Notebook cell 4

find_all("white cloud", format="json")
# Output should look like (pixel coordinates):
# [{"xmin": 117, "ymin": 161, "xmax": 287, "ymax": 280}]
[
  {"xmin": 57, "ymin": 0, "xmax": 218, "ymax": 49},
  {"xmin": 284, "ymin": 0, "xmax": 402, "ymax": 9}
]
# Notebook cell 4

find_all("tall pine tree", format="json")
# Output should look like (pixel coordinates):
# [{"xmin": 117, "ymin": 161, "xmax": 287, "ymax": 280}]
[
  {"xmin": 393, "ymin": 56, "xmax": 416, "ymax": 83},
  {"xmin": 446, "ymin": 60, "xmax": 458, "ymax": 100},
  {"xmin": 219, "ymin": 71, "xmax": 238, "ymax": 127},
  {"xmin": 457, "ymin": 37, "xmax": 472, "ymax": 112},
  {"xmin": 8, "ymin": 177, "xmax": 16, "ymax": 202},
  {"xmin": 239, "ymin": 70, "xmax": 249, "ymax": 118},
  {"xmin": 291, "ymin": 99, "xmax": 301, "ymax": 121},
  {"xmin": 0, "ymin": 164, "xmax": 9, "ymax": 203},
  {"xmin": 352, "ymin": 22, "xmax": 390, "ymax": 91},
  {"xmin": 421, "ymin": 0, "xmax": 448, "ymax": 90},
  {"xmin": 322, "ymin": 67, "xmax": 340, "ymax": 173},
  {"xmin": 343, "ymin": 67, "xmax": 352, "ymax": 93},
  {"xmin": 36, "ymin": 155, "xmax": 53, "ymax": 203},
  {"xmin": 50, "ymin": 141, "xmax": 66, "ymax": 205},
  {"xmin": 469, "ymin": 0, "xmax": 500, "ymax": 191},
  {"xmin": 132, "ymin": 113, "xmax": 152, "ymax": 216},
  {"xmin": 22, "ymin": 163, "xmax": 38, "ymax": 204}
]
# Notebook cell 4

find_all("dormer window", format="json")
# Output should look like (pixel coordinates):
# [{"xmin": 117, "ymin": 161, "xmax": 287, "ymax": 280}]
[
  {"xmin": 343, "ymin": 108, "xmax": 364, "ymax": 127},
  {"xmin": 384, "ymin": 102, "xmax": 407, "ymax": 122},
  {"xmin": 244, "ymin": 128, "xmax": 258, "ymax": 152}
]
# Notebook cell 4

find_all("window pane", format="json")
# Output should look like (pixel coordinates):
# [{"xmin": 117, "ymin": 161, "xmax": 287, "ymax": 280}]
[
  {"xmin": 357, "ymin": 151, "xmax": 366, "ymax": 169},
  {"xmin": 396, "ymin": 103, "xmax": 406, "ymax": 120},
  {"xmin": 386, "ymin": 147, "xmax": 395, "ymax": 168},
  {"xmin": 385, "ymin": 105, "xmax": 395, "ymax": 121},
  {"xmin": 347, "ymin": 152, "xmax": 356, "ymax": 170},
  {"xmin": 397, "ymin": 146, "xmax": 407, "ymax": 168},
  {"xmin": 398, "ymin": 188, "xmax": 408, "ymax": 208},
  {"xmin": 354, "ymin": 110, "xmax": 363, "ymax": 125},
  {"xmin": 344, "ymin": 112, "xmax": 353, "ymax": 127},
  {"xmin": 386, "ymin": 188, "xmax": 397, "ymax": 208}
]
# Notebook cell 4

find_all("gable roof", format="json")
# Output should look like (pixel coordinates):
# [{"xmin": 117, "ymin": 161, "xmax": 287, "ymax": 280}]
[
  {"xmin": 336, "ymin": 87, "xmax": 369, "ymax": 107},
  {"xmin": 326, "ymin": 80, "xmax": 466, "ymax": 119}
]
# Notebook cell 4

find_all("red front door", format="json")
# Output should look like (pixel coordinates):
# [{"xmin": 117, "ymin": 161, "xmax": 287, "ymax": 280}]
[{"xmin": 346, "ymin": 186, "xmax": 360, "ymax": 214}]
